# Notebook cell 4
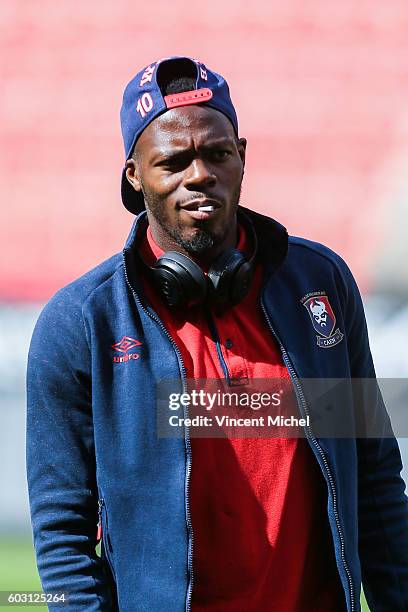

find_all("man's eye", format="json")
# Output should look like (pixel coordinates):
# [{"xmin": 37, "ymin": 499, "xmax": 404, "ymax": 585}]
[
  {"xmin": 211, "ymin": 150, "xmax": 230, "ymax": 161},
  {"xmin": 162, "ymin": 158, "xmax": 189, "ymax": 171}
]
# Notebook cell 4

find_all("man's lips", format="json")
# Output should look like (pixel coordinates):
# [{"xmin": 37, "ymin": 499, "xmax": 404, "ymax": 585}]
[
  {"xmin": 179, "ymin": 198, "xmax": 222, "ymax": 211},
  {"xmin": 178, "ymin": 198, "xmax": 222, "ymax": 220}
]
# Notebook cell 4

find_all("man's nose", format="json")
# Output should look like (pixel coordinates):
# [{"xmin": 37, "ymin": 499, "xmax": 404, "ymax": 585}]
[{"xmin": 184, "ymin": 159, "xmax": 216, "ymax": 189}]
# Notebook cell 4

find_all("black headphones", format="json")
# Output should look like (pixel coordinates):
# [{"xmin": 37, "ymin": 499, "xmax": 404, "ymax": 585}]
[{"xmin": 144, "ymin": 215, "xmax": 258, "ymax": 309}]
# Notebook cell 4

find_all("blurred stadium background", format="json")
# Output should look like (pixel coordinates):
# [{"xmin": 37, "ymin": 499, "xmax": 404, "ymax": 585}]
[{"xmin": 1, "ymin": 1, "xmax": 408, "ymax": 610}]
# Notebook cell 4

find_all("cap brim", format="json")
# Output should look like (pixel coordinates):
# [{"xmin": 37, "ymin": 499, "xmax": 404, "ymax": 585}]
[{"xmin": 121, "ymin": 167, "xmax": 146, "ymax": 215}]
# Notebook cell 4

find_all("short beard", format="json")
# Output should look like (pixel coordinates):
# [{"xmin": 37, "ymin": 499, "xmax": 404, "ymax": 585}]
[
  {"xmin": 167, "ymin": 222, "xmax": 215, "ymax": 255},
  {"xmin": 141, "ymin": 180, "xmax": 242, "ymax": 256}
]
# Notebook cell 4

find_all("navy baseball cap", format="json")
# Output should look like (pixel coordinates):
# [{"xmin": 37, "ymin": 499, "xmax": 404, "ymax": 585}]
[{"xmin": 120, "ymin": 56, "xmax": 239, "ymax": 215}]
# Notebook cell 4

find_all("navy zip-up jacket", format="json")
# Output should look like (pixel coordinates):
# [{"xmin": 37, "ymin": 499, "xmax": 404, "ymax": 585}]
[{"xmin": 26, "ymin": 207, "xmax": 408, "ymax": 612}]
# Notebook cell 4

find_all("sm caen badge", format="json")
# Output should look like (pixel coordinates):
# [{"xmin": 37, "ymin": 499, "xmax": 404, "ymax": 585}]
[{"xmin": 301, "ymin": 292, "xmax": 344, "ymax": 348}]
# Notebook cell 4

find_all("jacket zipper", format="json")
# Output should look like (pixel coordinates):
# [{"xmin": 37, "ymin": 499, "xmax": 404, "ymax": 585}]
[
  {"xmin": 260, "ymin": 297, "xmax": 355, "ymax": 612},
  {"xmin": 122, "ymin": 250, "xmax": 194, "ymax": 612}
]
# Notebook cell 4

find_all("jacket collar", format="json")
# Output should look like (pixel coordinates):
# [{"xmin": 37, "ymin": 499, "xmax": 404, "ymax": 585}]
[{"xmin": 238, "ymin": 205, "xmax": 288, "ymax": 276}]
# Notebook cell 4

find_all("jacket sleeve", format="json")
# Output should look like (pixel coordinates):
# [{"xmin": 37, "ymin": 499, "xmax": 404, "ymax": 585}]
[
  {"xmin": 26, "ymin": 287, "xmax": 116, "ymax": 611},
  {"xmin": 339, "ymin": 260, "xmax": 408, "ymax": 610}
]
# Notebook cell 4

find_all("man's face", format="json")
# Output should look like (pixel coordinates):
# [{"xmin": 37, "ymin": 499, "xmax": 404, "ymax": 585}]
[{"xmin": 126, "ymin": 105, "xmax": 246, "ymax": 260}]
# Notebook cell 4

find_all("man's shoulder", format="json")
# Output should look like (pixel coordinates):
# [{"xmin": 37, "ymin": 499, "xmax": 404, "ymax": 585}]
[
  {"xmin": 284, "ymin": 235, "xmax": 362, "ymax": 310},
  {"xmin": 32, "ymin": 252, "xmax": 124, "ymax": 340},
  {"xmin": 245, "ymin": 206, "xmax": 351, "ymax": 278},
  {"xmin": 69, "ymin": 250, "xmax": 123, "ymax": 292},
  {"xmin": 49, "ymin": 251, "xmax": 123, "ymax": 306},
  {"xmin": 288, "ymin": 235, "xmax": 348, "ymax": 271}
]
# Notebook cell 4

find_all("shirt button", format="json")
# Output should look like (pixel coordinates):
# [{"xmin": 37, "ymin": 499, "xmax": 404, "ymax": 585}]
[{"xmin": 225, "ymin": 339, "xmax": 233, "ymax": 349}]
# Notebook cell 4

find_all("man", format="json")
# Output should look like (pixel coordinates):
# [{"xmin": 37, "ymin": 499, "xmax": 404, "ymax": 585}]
[{"xmin": 26, "ymin": 56, "xmax": 408, "ymax": 611}]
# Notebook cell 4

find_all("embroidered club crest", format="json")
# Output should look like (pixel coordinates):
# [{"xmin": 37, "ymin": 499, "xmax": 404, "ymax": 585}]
[{"xmin": 301, "ymin": 292, "xmax": 344, "ymax": 348}]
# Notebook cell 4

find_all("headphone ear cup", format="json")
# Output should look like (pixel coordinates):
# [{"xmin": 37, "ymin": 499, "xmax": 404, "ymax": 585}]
[
  {"xmin": 207, "ymin": 249, "xmax": 248, "ymax": 305},
  {"xmin": 152, "ymin": 251, "xmax": 207, "ymax": 308}
]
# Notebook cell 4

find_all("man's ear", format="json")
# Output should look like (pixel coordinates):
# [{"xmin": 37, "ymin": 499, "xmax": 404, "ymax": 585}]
[
  {"xmin": 125, "ymin": 159, "xmax": 142, "ymax": 192},
  {"xmin": 237, "ymin": 137, "xmax": 247, "ymax": 171}
]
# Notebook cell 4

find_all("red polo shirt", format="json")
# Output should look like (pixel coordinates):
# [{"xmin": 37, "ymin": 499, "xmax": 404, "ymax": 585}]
[{"xmin": 140, "ymin": 223, "xmax": 345, "ymax": 611}]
